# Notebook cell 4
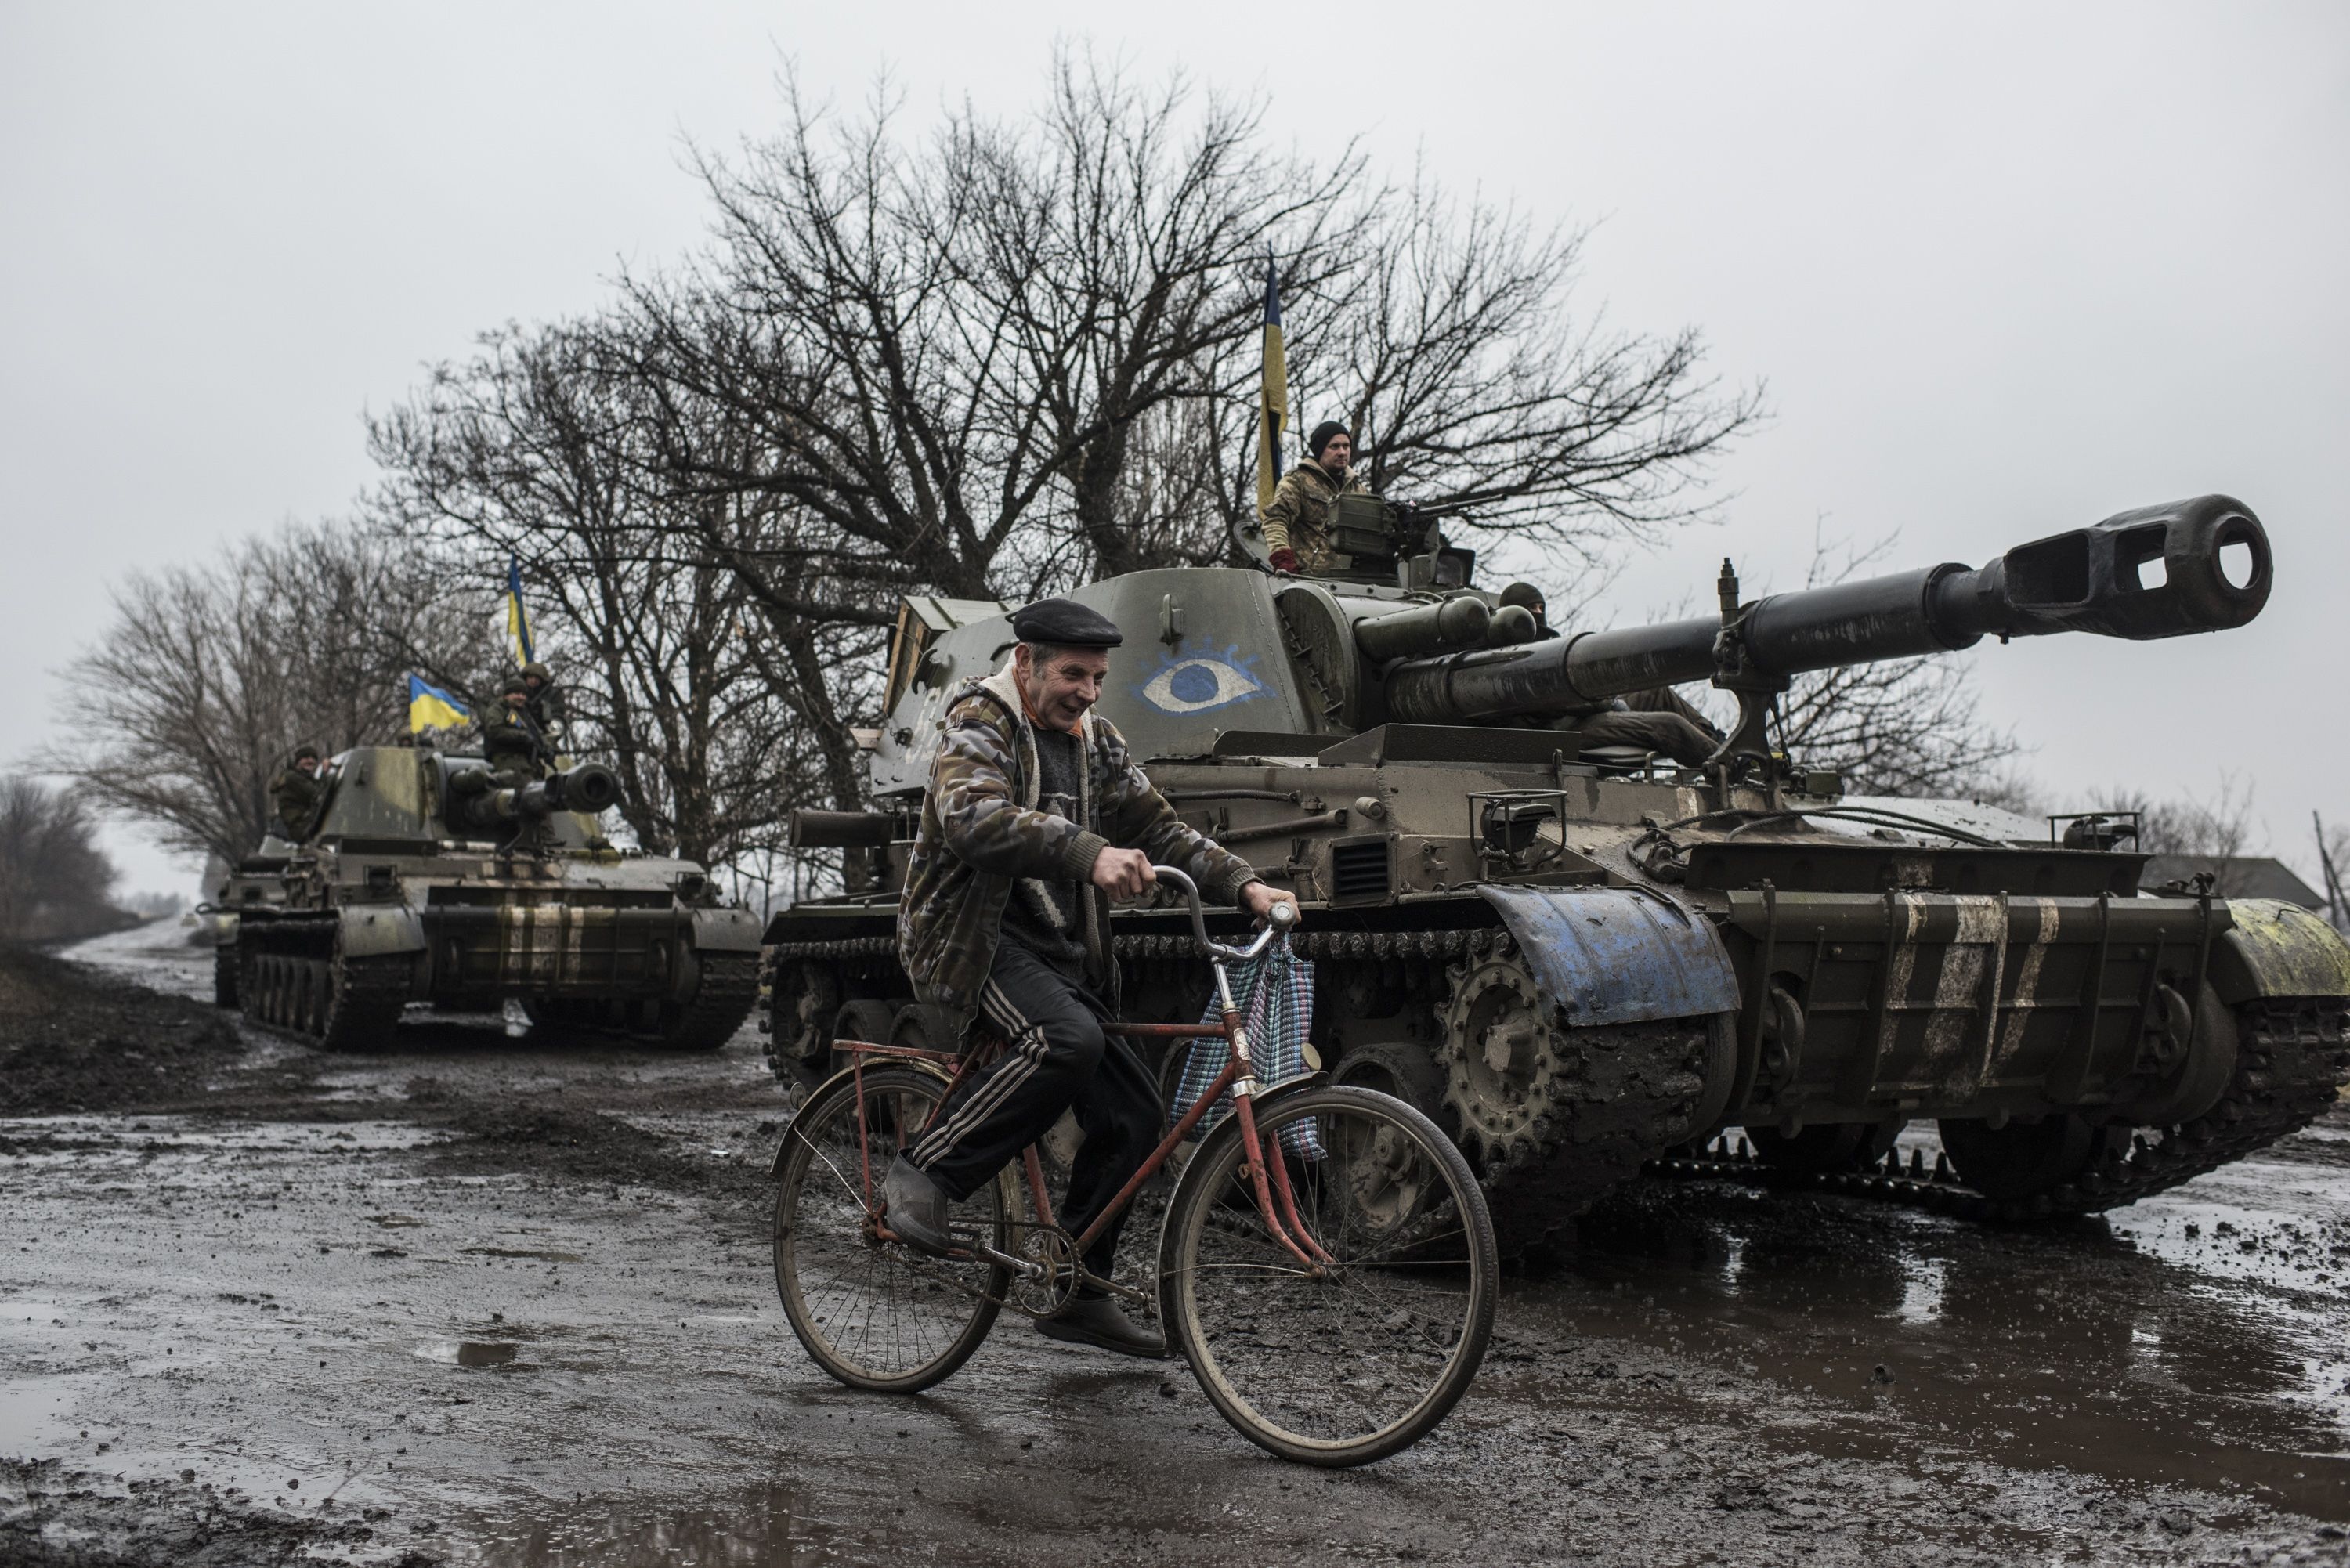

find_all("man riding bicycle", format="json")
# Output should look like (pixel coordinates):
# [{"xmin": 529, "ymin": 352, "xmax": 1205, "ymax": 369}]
[{"xmin": 886, "ymin": 597, "xmax": 1301, "ymax": 1358}]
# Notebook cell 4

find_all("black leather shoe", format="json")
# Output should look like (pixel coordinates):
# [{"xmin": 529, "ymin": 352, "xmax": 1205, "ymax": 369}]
[
  {"xmin": 880, "ymin": 1155, "xmax": 956, "ymax": 1258},
  {"xmin": 1036, "ymin": 1293, "xmax": 1166, "ymax": 1359}
]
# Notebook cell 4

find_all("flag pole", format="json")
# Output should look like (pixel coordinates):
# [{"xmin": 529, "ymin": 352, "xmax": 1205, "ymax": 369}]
[{"xmin": 1255, "ymin": 247, "xmax": 1288, "ymax": 522}]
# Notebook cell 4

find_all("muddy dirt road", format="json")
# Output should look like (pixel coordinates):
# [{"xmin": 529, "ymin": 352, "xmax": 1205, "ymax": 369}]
[{"xmin": 5, "ymin": 921, "xmax": 2348, "ymax": 1566}]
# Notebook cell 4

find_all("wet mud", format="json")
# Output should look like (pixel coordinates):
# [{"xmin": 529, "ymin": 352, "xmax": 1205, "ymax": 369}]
[{"xmin": 3, "ymin": 920, "xmax": 2348, "ymax": 1566}]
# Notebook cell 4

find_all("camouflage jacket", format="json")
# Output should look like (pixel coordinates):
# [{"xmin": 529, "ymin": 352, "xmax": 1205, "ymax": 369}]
[
  {"xmin": 898, "ymin": 663, "xmax": 1261, "ymax": 1022},
  {"xmin": 1261, "ymin": 460, "xmax": 1369, "ymax": 572},
  {"xmin": 270, "ymin": 766, "xmax": 324, "ymax": 840},
  {"xmin": 480, "ymin": 700, "xmax": 546, "ymax": 779}
]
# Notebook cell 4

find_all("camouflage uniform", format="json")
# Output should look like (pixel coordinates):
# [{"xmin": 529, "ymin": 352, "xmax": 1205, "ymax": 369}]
[
  {"xmin": 520, "ymin": 662, "xmax": 566, "ymax": 749},
  {"xmin": 270, "ymin": 761, "xmax": 324, "ymax": 840},
  {"xmin": 480, "ymin": 690, "xmax": 547, "ymax": 785},
  {"xmin": 1261, "ymin": 459, "xmax": 1369, "ymax": 573},
  {"xmin": 897, "ymin": 662, "xmax": 1261, "ymax": 1027}
]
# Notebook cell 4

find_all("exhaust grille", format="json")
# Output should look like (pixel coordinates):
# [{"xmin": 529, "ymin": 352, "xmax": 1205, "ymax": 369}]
[{"xmin": 1329, "ymin": 837, "xmax": 1391, "ymax": 905}]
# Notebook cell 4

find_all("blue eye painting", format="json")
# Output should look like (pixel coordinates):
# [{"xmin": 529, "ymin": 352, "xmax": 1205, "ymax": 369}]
[{"xmin": 1137, "ymin": 649, "xmax": 1264, "ymax": 715}]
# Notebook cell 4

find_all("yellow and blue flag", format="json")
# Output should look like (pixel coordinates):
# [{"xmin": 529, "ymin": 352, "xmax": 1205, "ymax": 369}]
[
  {"xmin": 1255, "ymin": 248, "xmax": 1288, "ymax": 520},
  {"xmin": 505, "ymin": 557, "xmax": 534, "ymax": 667},
  {"xmin": 407, "ymin": 674, "xmax": 471, "ymax": 734}
]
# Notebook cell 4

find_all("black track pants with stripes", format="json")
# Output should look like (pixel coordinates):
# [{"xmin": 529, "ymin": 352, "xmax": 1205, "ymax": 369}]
[{"xmin": 910, "ymin": 937, "xmax": 1159, "ymax": 1281}]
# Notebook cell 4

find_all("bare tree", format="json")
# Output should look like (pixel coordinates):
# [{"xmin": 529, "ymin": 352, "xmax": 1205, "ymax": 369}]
[
  {"xmin": 2088, "ymin": 775, "xmax": 2271, "ymax": 895},
  {"xmin": 370, "ymin": 315, "xmax": 844, "ymax": 869},
  {"xmin": 633, "ymin": 47, "xmax": 1753, "ymax": 596},
  {"xmin": 1299, "ymin": 168, "xmax": 1764, "ymax": 568},
  {"xmin": 42, "ymin": 522, "xmax": 494, "ymax": 865},
  {"xmin": 2312, "ymin": 812, "xmax": 2348, "ymax": 931},
  {"xmin": 0, "ymin": 777, "xmax": 125, "ymax": 942}
]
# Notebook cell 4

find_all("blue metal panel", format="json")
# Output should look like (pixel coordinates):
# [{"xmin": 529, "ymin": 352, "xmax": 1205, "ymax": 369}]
[{"xmin": 1477, "ymin": 885, "xmax": 1739, "ymax": 1027}]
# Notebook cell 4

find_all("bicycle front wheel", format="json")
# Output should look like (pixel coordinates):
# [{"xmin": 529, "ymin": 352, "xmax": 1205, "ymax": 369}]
[
  {"xmin": 1160, "ymin": 1084, "xmax": 1497, "ymax": 1466},
  {"xmin": 772, "ymin": 1064, "xmax": 1011, "ymax": 1393}
]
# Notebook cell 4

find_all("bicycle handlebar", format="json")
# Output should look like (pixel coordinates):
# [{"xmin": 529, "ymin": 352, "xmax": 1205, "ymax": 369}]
[{"xmin": 1151, "ymin": 865, "xmax": 1296, "ymax": 964}]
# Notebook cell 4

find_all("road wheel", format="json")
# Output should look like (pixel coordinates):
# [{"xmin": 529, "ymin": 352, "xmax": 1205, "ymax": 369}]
[
  {"xmin": 1937, "ymin": 1115, "xmax": 2122, "ymax": 1201},
  {"xmin": 1747, "ymin": 1119, "xmax": 1904, "ymax": 1175}
]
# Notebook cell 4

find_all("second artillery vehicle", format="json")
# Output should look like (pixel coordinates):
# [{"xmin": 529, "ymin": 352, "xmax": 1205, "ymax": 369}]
[
  {"xmin": 765, "ymin": 493, "xmax": 2350, "ymax": 1250},
  {"xmin": 200, "ymin": 836, "xmax": 295, "ymax": 1008},
  {"xmin": 234, "ymin": 745, "xmax": 761, "ymax": 1051}
]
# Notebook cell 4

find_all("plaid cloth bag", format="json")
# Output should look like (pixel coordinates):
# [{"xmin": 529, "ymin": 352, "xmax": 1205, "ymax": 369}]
[{"xmin": 1166, "ymin": 940, "xmax": 1323, "ymax": 1158}]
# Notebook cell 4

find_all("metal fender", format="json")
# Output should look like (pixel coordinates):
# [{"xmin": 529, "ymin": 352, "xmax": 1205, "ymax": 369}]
[
  {"xmin": 691, "ymin": 906, "xmax": 765, "ymax": 952},
  {"xmin": 2208, "ymin": 898, "xmax": 2350, "ymax": 1003},
  {"xmin": 1477, "ymin": 885, "xmax": 1741, "ymax": 1026},
  {"xmin": 767, "ymin": 1055, "xmax": 959, "ymax": 1179},
  {"xmin": 337, "ymin": 905, "xmax": 425, "ymax": 957}
]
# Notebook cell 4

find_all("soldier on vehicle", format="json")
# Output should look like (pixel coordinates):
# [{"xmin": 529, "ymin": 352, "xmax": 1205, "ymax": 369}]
[
  {"xmin": 519, "ymin": 660, "xmax": 566, "ymax": 745},
  {"xmin": 1263, "ymin": 420, "xmax": 1370, "ymax": 574},
  {"xmin": 270, "ymin": 743, "xmax": 327, "ymax": 840},
  {"xmin": 884, "ymin": 598, "xmax": 1301, "ymax": 1359},
  {"xmin": 481, "ymin": 674, "xmax": 550, "ymax": 785}
]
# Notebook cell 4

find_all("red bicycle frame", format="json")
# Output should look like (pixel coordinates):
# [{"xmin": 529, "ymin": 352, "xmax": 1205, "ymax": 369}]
[{"xmin": 841, "ymin": 999, "xmax": 1333, "ymax": 1277}]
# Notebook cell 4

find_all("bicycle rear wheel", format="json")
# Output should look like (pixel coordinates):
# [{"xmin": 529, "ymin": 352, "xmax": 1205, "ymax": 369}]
[
  {"xmin": 772, "ymin": 1064, "xmax": 1011, "ymax": 1393},
  {"xmin": 1159, "ymin": 1084, "xmax": 1497, "ymax": 1466}
]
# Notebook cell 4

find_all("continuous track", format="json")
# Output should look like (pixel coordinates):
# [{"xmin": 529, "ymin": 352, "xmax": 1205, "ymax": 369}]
[
  {"xmin": 1647, "ymin": 1000, "xmax": 2350, "ymax": 1221},
  {"xmin": 658, "ymin": 952, "xmax": 761, "ymax": 1052},
  {"xmin": 765, "ymin": 927, "xmax": 2350, "ymax": 1245}
]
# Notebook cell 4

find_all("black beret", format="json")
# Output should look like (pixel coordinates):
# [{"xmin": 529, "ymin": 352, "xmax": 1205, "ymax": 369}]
[
  {"xmin": 1011, "ymin": 597, "xmax": 1124, "ymax": 649},
  {"xmin": 1307, "ymin": 420, "xmax": 1350, "ymax": 461}
]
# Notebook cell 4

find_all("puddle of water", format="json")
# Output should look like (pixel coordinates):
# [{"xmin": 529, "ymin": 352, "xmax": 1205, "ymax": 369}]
[
  {"xmin": 413, "ymin": 1340, "xmax": 524, "ymax": 1368},
  {"xmin": 1553, "ymin": 1176, "xmax": 2350, "ymax": 1521},
  {"xmin": 461, "ymin": 1479, "xmax": 894, "ymax": 1567},
  {"xmin": 462, "ymin": 1248, "xmax": 584, "ymax": 1263},
  {"xmin": 0, "ymin": 1372, "xmax": 104, "ymax": 1457}
]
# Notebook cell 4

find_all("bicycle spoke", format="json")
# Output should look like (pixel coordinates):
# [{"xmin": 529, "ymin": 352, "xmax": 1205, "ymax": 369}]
[
  {"xmin": 1170, "ymin": 1089, "xmax": 1494, "ymax": 1462},
  {"xmin": 774, "ymin": 1068, "xmax": 1007, "ymax": 1392}
]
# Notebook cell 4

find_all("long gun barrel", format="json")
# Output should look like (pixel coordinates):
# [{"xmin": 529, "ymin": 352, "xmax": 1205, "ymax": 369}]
[
  {"xmin": 446, "ymin": 761, "xmax": 623, "ymax": 830},
  {"xmin": 1384, "ymin": 495, "xmax": 2270, "ymax": 723}
]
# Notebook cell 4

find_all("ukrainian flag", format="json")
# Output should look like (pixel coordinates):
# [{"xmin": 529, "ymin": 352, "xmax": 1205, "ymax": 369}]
[
  {"xmin": 1255, "ymin": 247, "xmax": 1288, "ymax": 520},
  {"xmin": 505, "ymin": 557, "xmax": 534, "ymax": 667},
  {"xmin": 408, "ymin": 674, "xmax": 471, "ymax": 734}
]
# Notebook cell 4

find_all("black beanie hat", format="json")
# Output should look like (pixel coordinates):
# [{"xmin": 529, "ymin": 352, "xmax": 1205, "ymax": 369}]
[{"xmin": 1307, "ymin": 421, "xmax": 1350, "ymax": 462}]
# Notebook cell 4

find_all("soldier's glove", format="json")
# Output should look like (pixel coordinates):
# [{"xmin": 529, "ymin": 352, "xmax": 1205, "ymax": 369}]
[{"xmin": 1268, "ymin": 547, "xmax": 1299, "ymax": 573}]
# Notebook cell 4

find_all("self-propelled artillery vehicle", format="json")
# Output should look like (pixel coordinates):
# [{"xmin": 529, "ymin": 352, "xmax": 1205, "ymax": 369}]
[
  {"xmin": 234, "ymin": 745, "xmax": 761, "ymax": 1051},
  {"xmin": 762, "ymin": 493, "xmax": 2350, "ymax": 1250}
]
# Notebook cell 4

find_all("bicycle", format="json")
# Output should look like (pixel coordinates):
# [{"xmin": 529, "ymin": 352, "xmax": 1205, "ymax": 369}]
[{"xmin": 768, "ymin": 866, "xmax": 1499, "ymax": 1467}]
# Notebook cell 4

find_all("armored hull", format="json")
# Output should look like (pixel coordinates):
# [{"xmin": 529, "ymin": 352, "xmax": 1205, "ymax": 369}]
[
  {"xmin": 764, "ymin": 500, "xmax": 2350, "ymax": 1252},
  {"xmin": 237, "ymin": 746, "xmax": 760, "ymax": 1052}
]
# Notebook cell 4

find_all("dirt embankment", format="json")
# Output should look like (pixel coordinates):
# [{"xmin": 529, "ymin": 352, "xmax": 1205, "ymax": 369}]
[{"xmin": 0, "ymin": 948, "xmax": 246, "ymax": 1121}]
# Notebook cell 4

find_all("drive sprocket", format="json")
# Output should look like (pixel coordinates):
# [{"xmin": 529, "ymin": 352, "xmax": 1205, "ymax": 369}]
[{"xmin": 1439, "ymin": 938, "xmax": 1563, "ymax": 1164}]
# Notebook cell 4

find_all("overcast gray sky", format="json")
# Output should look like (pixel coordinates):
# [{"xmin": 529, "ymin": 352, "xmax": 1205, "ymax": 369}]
[{"xmin": 5, "ymin": 2, "xmax": 2344, "ymax": 897}]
